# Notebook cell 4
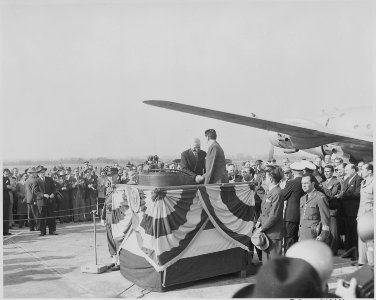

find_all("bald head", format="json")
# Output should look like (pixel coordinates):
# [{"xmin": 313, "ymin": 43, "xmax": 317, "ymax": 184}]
[{"xmin": 191, "ymin": 138, "xmax": 201, "ymax": 151}]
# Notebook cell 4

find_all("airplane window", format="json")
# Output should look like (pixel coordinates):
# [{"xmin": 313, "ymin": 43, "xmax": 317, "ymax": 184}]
[
  {"xmin": 354, "ymin": 124, "xmax": 359, "ymax": 129},
  {"xmin": 366, "ymin": 124, "xmax": 372, "ymax": 129}
]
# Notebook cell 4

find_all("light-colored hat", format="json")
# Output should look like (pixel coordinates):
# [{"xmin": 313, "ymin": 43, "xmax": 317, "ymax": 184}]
[
  {"xmin": 290, "ymin": 161, "xmax": 304, "ymax": 171},
  {"xmin": 301, "ymin": 160, "xmax": 317, "ymax": 170},
  {"xmin": 251, "ymin": 227, "xmax": 269, "ymax": 251}
]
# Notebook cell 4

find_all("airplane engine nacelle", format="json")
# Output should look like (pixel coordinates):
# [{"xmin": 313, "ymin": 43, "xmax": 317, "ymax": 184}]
[
  {"xmin": 268, "ymin": 131, "xmax": 296, "ymax": 149},
  {"xmin": 321, "ymin": 144, "xmax": 343, "ymax": 156},
  {"xmin": 283, "ymin": 149, "xmax": 299, "ymax": 154}
]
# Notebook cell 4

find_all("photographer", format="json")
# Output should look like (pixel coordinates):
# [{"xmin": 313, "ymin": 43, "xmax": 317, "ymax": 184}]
[{"xmin": 335, "ymin": 211, "xmax": 374, "ymax": 298}]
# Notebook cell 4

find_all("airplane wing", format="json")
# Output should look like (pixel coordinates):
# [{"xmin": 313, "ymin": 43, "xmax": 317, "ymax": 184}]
[{"xmin": 143, "ymin": 100, "xmax": 373, "ymax": 149}]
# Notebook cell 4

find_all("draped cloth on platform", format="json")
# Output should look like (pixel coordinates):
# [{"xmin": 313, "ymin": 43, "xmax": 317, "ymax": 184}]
[{"xmin": 115, "ymin": 183, "xmax": 255, "ymax": 272}]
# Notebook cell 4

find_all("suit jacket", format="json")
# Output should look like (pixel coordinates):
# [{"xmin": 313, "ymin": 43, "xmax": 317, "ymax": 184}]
[
  {"xmin": 258, "ymin": 185, "xmax": 284, "ymax": 240},
  {"xmin": 180, "ymin": 149, "xmax": 206, "ymax": 180},
  {"xmin": 321, "ymin": 177, "xmax": 341, "ymax": 215},
  {"xmin": 203, "ymin": 141, "xmax": 228, "ymax": 184},
  {"xmin": 25, "ymin": 177, "xmax": 43, "ymax": 205},
  {"xmin": 358, "ymin": 177, "xmax": 373, "ymax": 217},
  {"xmin": 282, "ymin": 176, "xmax": 304, "ymax": 223},
  {"xmin": 37, "ymin": 176, "xmax": 56, "ymax": 206},
  {"xmin": 341, "ymin": 174, "xmax": 362, "ymax": 217}
]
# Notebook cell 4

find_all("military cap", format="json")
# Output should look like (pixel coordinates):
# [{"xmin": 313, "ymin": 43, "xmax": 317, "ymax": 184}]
[
  {"xmin": 290, "ymin": 161, "xmax": 304, "ymax": 171},
  {"xmin": 301, "ymin": 160, "xmax": 317, "ymax": 170}
]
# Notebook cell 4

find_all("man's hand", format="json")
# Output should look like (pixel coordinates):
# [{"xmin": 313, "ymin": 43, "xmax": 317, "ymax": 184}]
[
  {"xmin": 100, "ymin": 220, "xmax": 105, "ymax": 226},
  {"xmin": 44, "ymin": 194, "xmax": 50, "ymax": 198},
  {"xmin": 195, "ymin": 175, "xmax": 203, "ymax": 183},
  {"xmin": 255, "ymin": 221, "xmax": 261, "ymax": 228},
  {"xmin": 50, "ymin": 194, "xmax": 54, "ymax": 199},
  {"xmin": 335, "ymin": 278, "xmax": 357, "ymax": 298}
]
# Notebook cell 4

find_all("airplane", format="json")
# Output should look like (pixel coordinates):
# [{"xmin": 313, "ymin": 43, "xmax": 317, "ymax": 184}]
[{"xmin": 143, "ymin": 100, "xmax": 373, "ymax": 164}]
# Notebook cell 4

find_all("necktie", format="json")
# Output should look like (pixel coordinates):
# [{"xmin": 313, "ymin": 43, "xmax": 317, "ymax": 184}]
[{"xmin": 193, "ymin": 151, "xmax": 198, "ymax": 158}]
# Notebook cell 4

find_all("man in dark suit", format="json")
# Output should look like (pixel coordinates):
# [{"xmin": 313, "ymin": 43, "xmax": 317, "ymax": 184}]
[
  {"xmin": 255, "ymin": 166, "xmax": 284, "ymax": 261},
  {"xmin": 339, "ymin": 164, "xmax": 362, "ymax": 259},
  {"xmin": 320, "ymin": 165, "xmax": 341, "ymax": 255},
  {"xmin": 181, "ymin": 138, "xmax": 206, "ymax": 183},
  {"xmin": 199, "ymin": 129, "xmax": 228, "ymax": 184},
  {"xmin": 25, "ymin": 167, "xmax": 43, "ymax": 232},
  {"xmin": 282, "ymin": 162, "xmax": 305, "ymax": 253},
  {"xmin": 36, "ymin": 165, "xmax": 57, "ymax": 236}
]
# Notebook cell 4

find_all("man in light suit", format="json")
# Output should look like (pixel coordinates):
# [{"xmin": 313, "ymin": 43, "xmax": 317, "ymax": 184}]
[
  {"xmin": 339, "ymin": 164, "xmax": 363, "ymax": 259},
  {"xmin": 354, "ymin": 163, "xmax": 373, "ymax": 266},
  {"xmin": 255, "ymin": 166, "xmax": 284, "ymax": 261},
  {"xmin": 25, "ymin": 167, "xmax": 43, "ymax": 232},
  {"xmin": 180, "ymin": 138, "xmax": 206, "ymax": 183},
  {"xmin": 198, "ymin": 129, "xmax": 228, "ymax": 184}
]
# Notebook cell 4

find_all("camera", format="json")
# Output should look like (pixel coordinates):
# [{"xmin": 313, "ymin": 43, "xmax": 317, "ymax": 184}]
[{"xmin": 344, "ymin": 264, "xmax": 374, "ymax": 298}]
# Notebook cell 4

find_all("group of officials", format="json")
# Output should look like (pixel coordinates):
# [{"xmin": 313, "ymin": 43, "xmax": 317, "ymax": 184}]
[{"xmin": 178, "ymin": 129, "xmax": 374, "ymax": 269}]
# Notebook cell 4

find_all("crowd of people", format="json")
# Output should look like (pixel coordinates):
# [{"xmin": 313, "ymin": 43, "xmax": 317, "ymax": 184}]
[{"xmin": 2, "ymin": 127, "xmax": 374, "ymax": 295}]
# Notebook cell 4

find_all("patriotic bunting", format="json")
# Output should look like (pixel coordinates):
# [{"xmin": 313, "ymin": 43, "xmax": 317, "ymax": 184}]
[{"xmin": 117, "ymin": 183, "xmax": 255, "ymax": 271}]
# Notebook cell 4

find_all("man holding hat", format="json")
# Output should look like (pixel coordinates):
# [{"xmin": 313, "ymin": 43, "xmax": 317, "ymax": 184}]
[
  {"xmin": 101, "ymin": 167, "xmax": 122, "ymax": 271},
  {"xmin": 25, "ymin": 167, "xmax": 43, "ymax": 232},
  {"xmin": 36, "ymin": 165, "xmax": 57, "ymax": 236},
  {"xmin": 282, "ymin": 161, "xmax": 305, "ymax": 253},
  {"xmin": 254, "ymin": 166, "xmax": 284, "ymax": 261}
]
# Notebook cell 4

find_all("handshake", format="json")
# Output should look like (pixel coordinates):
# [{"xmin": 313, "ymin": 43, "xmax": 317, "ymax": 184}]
[{"xmin": 195, "ymin": 175, "xmax": 204, "ymax": 184}]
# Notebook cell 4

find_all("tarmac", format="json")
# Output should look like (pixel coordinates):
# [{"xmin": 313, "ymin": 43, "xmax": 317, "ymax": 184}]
[{"xmin": 3, "ymin": 220, "xmax": 362, "ymax": 298}]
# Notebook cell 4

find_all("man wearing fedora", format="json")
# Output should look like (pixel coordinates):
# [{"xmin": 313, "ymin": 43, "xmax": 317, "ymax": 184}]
[
  {"xmin": 255, "ymin": 166, "xmax": 284, "ymax": 261},
  {"xmin": 36, "ymin": 165, "xmax": 57, "ymax": 236},
  {"xmin": 25, "ymin": 167, "xmax": 43, "ymax": 232}
]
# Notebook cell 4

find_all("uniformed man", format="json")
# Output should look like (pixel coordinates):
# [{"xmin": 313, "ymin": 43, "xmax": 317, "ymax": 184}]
[
  {"xmin": 298, "ymin": 174, "xmax": 330, "ymax": 243},
  {"xmin": 320, "ymin": 165, "xmax": 341, "ymax": 255}
]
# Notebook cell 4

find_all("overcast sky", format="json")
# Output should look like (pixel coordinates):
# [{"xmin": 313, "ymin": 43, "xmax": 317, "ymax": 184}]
[{"xmin": 2, "ymin": 0, "xmax": 374, "ymax": 161}]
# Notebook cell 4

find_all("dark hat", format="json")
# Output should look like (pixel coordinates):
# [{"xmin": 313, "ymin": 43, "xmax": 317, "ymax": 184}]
[
  {"xmin": 106, "ymin": 167, "xmax": 119, "ymax": 176},
  {"xmin": 3, "ymin": 168, "xmax": 11, "ymax": 173},
  {"xmin": 27, "ymin": 167, "xmax": 37, "ymax": 173},
  {"xmin": 255, "ymin": 160, "xmax": 263, "ymax": 164},
  {"xmin": 233, "ymin": 257, "xmax": 323, "ymax": 298},
  {"xmin": 52, "ymin": 166, "xmax": 58, "ymax": 172},
  {"xmin": 251, "ymin": 228, "xmax": 269, "ymax": 251},
  {"xmin": 36, "ymin": 165, "xmax": 47, "ymax": 173},
  {"xmin": 83, "ymin": 161, "xmax": 89, "ymax": 164},
  {"xmin": 65, "ymin": 167, "xmax": 72, "ymax": 171}
]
